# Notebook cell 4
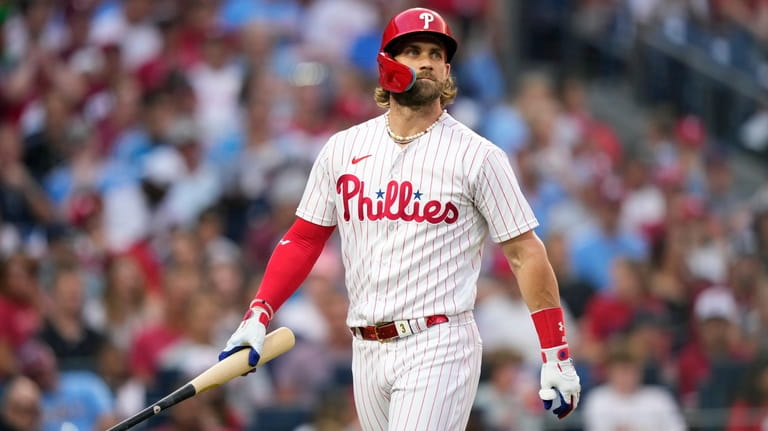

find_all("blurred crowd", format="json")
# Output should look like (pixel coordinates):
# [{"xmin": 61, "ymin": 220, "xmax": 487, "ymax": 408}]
[
  {"xmin": 1, "ymin": 0, "xmax": 768, "ymax": 431},
  {"xmin": 528, "ymin": 0, "xmax": 768, "ymax": 154}
]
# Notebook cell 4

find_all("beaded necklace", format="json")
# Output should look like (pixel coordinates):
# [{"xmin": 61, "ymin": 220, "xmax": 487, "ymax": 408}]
[{"xmin": 385, "ymin": 110, "xmax": 445, "ymax": 144}]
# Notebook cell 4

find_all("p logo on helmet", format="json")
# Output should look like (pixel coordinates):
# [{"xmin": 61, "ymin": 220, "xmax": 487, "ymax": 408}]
[
  {"xmin": 377, "ymin": 8, "xmax": 457, "ymax": 93},
  {"xmin": 419, "ymin": 12, "xmax": 434, "ymax": 29}
]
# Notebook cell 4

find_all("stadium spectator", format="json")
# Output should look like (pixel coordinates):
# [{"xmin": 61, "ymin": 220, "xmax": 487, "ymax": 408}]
[
  {"xmin": 0, "ymin": 122, "xmax": 55, "ymax": 240},
  {"xmin": 677, "ymin": 286, "xmax": 751, "ymax": 410},
  {"xmin": 568, "ymin": 176, "xmax": 648, "ymax": 291},
  {"xmin": 186, "ymin": 28, "xmax": 243, "ymax": 149},
  {"xmin": 750, "ymin": 207, "xmax": 768, "ymax": 271},
  {"xmin": 205, "ymin": 253, "xmax": 249, "ymax": 345},
  {"xmin": 579, "ymin": 257, "xmax": 664, "ymax": 374},
  {"xmin": 128, "ymin": 264, "xmax": 201, "ymax": 385},
  {"xmin": 38, "ymin": 264, "xmax": 105, "ymax": 371},
  {"xmin": 157, "ymin": 289, "xmax": 224, "ymax": 381},
  {"xmin": 85, "ymin": 252, "xmax": 156, "ymax": 349},
  {"xmin": 271, "ymin": 286, "xmax": 352, "ymax": 409},
  {"xmin": 473, "ymin": 348, "xmax": 543, "ymax": 431},
  {"xmin": 156, "ymin": 117, "xmax": 223, "ymax": 230},
  {"xmin": 623, "ymin": 311, "xmax": 676, "ymax": 388},
  {"xmin": 582, "ymin": 343, "xmax": 686, "ymax": 431},
  {"xmin": 88, "ymin": 0, "xmax": 162, "ymax": 72},
  {"xmin": 96, "ymin": 339, "xmax": 146, "ymax": 425},
  {"xmin": 18, "ymin": 339, "xmax": 116, "ymax": 431},
  {"xmin": 0, "ymin": 252, "xmax": 44, "ymax": 377},
  {"xmin": 744, "ymin": 276, "xmax": 768, "ymax": 354},
  {"xmin": 726, "ymin": 355, "xmax": 768, "ymax": 431},
  {"xmin": 618, "ymin": 152, "xmax": 666, "ymax": 240},
  {"xmin": 514, "ymin": 146, "xmax": 569, "ymax": 240},
  {"xmin": 0, "ymin": 374, "xmax": 43, "ymax": 431}
]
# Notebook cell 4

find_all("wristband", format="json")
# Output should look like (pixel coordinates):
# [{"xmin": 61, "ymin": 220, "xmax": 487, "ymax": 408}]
[
  {"xmin": 531, "ymin": 307, "xmax": 570, "ymax": 362},
  {"xmin": 249, "ymin": 298, "xmax": 274, "ymax": 320},
  {"xmin": 541, "ymin": 345, "xmax": 571, "ymax": 362},
  {"xmin": 245, "ymin": 299, "xmax": 273, "ymax": 326}
]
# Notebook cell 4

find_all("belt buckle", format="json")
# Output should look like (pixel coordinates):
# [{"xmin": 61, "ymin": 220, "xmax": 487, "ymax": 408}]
[{"xmin": 374, "ymin": 321, "xmax": 394, "ymax": 343}]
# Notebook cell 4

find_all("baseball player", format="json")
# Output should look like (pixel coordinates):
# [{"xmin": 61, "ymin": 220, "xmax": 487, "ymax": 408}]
[{"xmin": 220, "ymin": 7, "xmax": 581, "ymax": 430}]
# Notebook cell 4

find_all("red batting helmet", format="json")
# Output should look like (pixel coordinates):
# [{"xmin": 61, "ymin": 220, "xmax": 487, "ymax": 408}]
[{"xmin": 380, "ymin": 8, "xmax": 457, "ymax": 62}]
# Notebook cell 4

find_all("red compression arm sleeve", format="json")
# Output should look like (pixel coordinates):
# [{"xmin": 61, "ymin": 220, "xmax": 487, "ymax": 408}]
[{"xmin": 254, "ymin": 218, "xmax": 336, "ymax": 312}]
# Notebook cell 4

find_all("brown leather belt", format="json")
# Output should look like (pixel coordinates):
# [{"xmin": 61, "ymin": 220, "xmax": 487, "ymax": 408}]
[{"xmin": 350, "ymin": 314, "xmax": 449, "ymax": 342}]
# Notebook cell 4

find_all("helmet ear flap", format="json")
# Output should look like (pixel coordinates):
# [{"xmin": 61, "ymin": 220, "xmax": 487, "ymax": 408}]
[{"xmin": 377, "ymin": 52, "xmax": 416, "ymax": 93}]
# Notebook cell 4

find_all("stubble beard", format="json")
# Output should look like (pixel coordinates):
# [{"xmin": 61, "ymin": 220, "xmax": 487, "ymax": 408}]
[{"xmin": 392, "ymin": 77, "xmax": 443, "ymax": 108}]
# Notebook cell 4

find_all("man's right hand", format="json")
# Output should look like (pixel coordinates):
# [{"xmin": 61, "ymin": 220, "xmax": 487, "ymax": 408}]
[{"xmin": 219, "ymin": 301, "xmax": 271, "ymax": 369}]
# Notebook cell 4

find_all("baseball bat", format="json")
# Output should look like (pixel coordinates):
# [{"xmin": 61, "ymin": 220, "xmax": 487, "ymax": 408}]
[{"xmin": 106, "ymin": 326, "xmax": 295, "ymax": 431}]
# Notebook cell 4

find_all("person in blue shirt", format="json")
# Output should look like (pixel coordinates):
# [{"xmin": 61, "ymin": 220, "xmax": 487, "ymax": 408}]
[
  {"xmin": 18, "ymin": 339, "xmax": 116, "ymax": 431},
  {"xmin": 569, "ymin": 177, "xmax": 647, "ymax": 291}
]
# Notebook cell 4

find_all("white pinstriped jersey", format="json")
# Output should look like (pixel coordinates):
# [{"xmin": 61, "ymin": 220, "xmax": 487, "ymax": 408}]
[{"xmin": 296, "ymin": 112, "xmax": 538, "ymax": 327}]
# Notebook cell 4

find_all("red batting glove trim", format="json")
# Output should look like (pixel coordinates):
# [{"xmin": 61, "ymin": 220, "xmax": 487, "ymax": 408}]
[
  {"xmin": 258, "ymin": 311, "xmax": 270, "ymax": 327},
  {"xmin": 241, "ymin": 305, "xmax": 271, "ymax": 327},
  {"xmin": 249, "ymin": 298, "xmax": 275, "ymax": 320},
  {"xmin": 531, "ymin": 307, "xmax": 568, "ymax": 349}
]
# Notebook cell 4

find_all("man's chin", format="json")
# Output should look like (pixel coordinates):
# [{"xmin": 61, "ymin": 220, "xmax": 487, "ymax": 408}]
[{"xmin": 393, "ymin": 81, "xmax": 440, "ymax": 106}]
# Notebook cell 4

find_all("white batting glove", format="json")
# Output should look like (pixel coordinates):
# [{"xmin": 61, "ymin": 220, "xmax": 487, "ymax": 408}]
[
  {"xmin": 219, "ymin": 300, "xmax": 271, "ymax": 370},
  {"xmin": 539, "ymin": 346, "xmax": 581, "ymax": 419}
]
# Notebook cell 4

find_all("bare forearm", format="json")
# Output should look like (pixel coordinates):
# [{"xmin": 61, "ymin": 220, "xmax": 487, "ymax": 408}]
[
  {"xmin": 515, "ymin": 251, "xmax": 561, "ymax": 312},
  {"xmin": 500, "ymin": 230, "xmax": 580, "ymax": 419},
  {"xmin": 500, "ymin": 230, "xmax": 561, "ymax": 311}
]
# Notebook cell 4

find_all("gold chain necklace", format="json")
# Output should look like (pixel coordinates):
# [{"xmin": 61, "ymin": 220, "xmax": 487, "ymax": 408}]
[{"xmin": 385, "ymin": 110, "xmax": 445, "ymax": 144}]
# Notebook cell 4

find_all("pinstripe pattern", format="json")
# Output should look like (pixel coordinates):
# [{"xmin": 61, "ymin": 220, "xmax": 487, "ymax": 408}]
[
  {"xmin": 296, "ymin": 113, "xmax": 538, "ymax": 327},
  {"xmin": 296, "ymin": 112, "xmax": 535, "ymax": 429},
  {"xmin": 352, "ymin": 312, "xmax": 482, "ymax": 431}
]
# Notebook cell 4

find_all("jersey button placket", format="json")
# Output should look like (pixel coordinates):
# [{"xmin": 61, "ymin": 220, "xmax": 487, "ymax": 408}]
[
  {"xmin": 390, "ymin": 149, "xmax": 403, "ymax": 178},
  {"xmin": 391, "ymin": 165, "xmax": 400, "ymax": 178},
  {"xmin": 388, "ymin": 151, "xmax": 402, "ymax": 233}
]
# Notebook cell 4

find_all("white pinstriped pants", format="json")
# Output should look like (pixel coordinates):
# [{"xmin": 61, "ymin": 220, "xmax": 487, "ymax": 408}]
[{"xmin": 351, "ymin": 311, "xmax": 483, "ymax": 431}]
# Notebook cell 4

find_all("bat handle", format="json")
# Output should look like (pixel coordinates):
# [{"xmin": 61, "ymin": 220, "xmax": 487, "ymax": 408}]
[{"xmin": 106, "ymin": 384, "xmax": 196, "ymax": 431}]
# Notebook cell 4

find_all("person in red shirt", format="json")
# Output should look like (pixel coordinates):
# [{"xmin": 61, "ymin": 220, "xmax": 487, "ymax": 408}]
[
  {"xmin": 677, "ymin": 286, "xmax": 751, "ymax": 409},
  {"xmin": 0, "ymin": 253, "xmax": 44, "ymax": 377},
  {"xmin": 129, "ymin": 265, "xmax": 200, "ymax": 384},
  {"xmin": 580, "ymin": 257, "xmax": 663, "ymax": 370}
]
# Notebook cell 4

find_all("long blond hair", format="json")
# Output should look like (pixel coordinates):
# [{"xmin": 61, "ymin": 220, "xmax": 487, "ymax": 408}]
[{"xmin": 373, "ymin": 75, "xmax": 458, "ymax": 108}]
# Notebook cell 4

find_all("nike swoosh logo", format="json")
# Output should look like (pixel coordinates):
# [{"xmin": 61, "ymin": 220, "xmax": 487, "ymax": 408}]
[
  {"xmin": 352, "ymin": 155, "xmax": 372, "ymax": 164},
  {"xmin": 279, "ymin": 240, "xmax": 291, "ymax": 246}
]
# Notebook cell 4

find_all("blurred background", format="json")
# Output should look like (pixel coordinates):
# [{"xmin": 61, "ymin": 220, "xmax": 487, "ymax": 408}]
[{"xmin": 1, "ymin": 0, "xmax": 768, "ymax": 430}]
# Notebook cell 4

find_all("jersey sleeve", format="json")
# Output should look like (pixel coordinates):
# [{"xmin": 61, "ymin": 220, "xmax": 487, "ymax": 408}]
[
  {"xmin": 473, "ymin": 147, "xmax": 539, "ymax": 243},
  {"xmin": 296, "ymin": 139, "xmax": 338, "ymax": 226}
]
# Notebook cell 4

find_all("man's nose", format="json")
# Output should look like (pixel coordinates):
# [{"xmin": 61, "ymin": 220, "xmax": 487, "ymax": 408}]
[{"xmin": 417, "ymin": 59, "xmax": 434, "ymax": 70}]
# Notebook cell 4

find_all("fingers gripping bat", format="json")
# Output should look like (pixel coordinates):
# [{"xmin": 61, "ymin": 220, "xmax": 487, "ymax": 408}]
[{"xmin": 107, "ymin": 327, "xmax": 296, "ymax": 431}]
